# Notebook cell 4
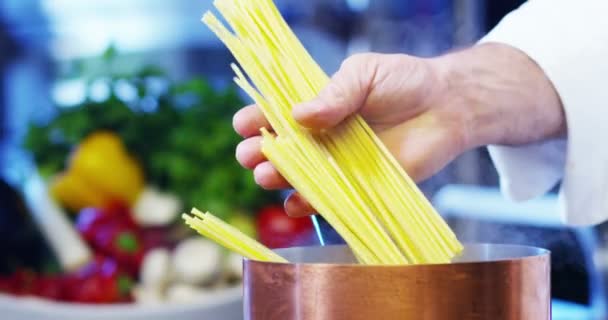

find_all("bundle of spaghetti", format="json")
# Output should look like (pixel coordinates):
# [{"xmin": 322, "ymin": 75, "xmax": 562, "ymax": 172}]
[
  {"xmin": 202, "ymin": 0, "xmax": 463, "ymax": 265},
  {"xmin": 183, "ymin": 208, "xmax": 287, "ymax": 263}
]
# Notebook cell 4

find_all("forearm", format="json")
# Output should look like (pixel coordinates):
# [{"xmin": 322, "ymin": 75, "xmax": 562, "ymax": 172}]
[{"xmin": 432, "ymin": 43, "xmax": 566, "ymax": 150}]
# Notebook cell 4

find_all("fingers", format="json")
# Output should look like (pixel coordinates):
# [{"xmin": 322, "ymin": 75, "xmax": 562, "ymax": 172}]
[
  {"xmin": 293, "ymin": 54, "xmax": 380, "ymax": 130},
  {"xmin": 378, "ymin": 112, "xmax": 466, "ymax": 182},
  {"xmin": 233, "ymin": 104, "xmax": 271, "ymax": 138},
  {"xmin": 236, "ymin": 138, "xmax": 291, "ymax": 190},
  {"xmin": 235, "ymin": 136, "xmax": 265, "ymax": 169},
  {"xmin": 233, "ymin": 105, "xmax": 289, "ymax": 190},
  {"xmin": 253, "ymin": 161, "xmax": 291, "ymax": 190},
  {"xmin": 238, "ymin": 147, "xmax": 313, "ymax": 214},
  {"xmin": 284, "ymin": 192, "xmax": 315, "ymax": 217}
]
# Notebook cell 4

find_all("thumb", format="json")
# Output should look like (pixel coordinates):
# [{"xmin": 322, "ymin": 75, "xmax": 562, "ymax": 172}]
[{"xmin": 293, "ymin": 54, "xmax": 379, "ymax": 130}]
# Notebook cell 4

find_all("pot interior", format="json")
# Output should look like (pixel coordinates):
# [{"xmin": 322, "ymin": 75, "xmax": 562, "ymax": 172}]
[{"xmin": 272, "ymin": 243, "xmax": 549, "ymax": 265}]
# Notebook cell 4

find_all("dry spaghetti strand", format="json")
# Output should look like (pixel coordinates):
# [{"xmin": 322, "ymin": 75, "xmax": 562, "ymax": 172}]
[{"xmin": 183, "ymin": 209, "xmax": 287, "ymax": 263}]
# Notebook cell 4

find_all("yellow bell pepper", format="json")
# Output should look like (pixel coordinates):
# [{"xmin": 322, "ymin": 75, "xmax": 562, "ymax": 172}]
[
  {"xmin": 50, "ymin": 171, "xmax": 110, "ymax": 212},
  {"xmin": 50, "ymin": 131, "xmax": 145, "ymax": 211}
]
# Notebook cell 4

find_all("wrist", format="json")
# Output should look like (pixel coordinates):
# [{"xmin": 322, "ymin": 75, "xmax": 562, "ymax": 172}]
[{"xmin": 432, "ymin": 43, "xmax": 566, "ymax": 148}]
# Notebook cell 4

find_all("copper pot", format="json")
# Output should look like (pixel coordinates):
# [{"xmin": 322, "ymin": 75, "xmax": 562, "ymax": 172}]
[{"xmin": 243, "ymin": 244, "xmax": 550, "ymax": 320}]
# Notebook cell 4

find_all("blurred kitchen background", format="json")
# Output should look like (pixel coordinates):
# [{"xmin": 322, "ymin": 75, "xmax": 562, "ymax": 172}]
[{"xmin": 0, "ymin": 0, "xmax": 604, "ymax": 319}]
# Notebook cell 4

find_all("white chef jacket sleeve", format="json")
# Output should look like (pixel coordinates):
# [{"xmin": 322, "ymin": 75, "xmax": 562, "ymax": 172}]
[{"xmin": 478, "ymin": 0, "xmax": 608, "ymax": 226}]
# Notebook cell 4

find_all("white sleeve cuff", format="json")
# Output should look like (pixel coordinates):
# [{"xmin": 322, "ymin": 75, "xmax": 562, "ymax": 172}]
[
  {"xmin": 480, "ymin": 0, "xmax": 608, "ymax": 226},
  {"xmin": 488, "ymin": 140, "xmax": 566, "ymax": 201}
]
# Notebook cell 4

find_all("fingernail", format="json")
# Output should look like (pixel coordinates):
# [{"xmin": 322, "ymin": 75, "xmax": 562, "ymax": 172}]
[
  {"xmin": 293, "ymin": 101, "xmax": 323, "ymax": 124},
  {"xmin": 284, "ymin": 192, "xmax": 314, "ymax": 217}
]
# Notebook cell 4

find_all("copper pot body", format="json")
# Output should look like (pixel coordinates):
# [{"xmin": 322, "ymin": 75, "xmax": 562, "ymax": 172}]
[{"xmin": 243, "ymin": 244, "xmax": 550, "ymax": 320}]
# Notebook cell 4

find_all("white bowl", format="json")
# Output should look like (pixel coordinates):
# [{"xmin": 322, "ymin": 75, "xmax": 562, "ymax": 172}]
[{"xmin": 0, "ymin": 287, "xmax": 242, "ymax": 320}]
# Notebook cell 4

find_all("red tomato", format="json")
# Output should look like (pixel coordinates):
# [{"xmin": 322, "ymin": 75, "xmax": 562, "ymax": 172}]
[
  {"xmin": 70, "ymin": 274, "xmax": 120, "ymax": 303},
  {"xmin": 76, "ymin": 202, "xmax": 136, "ymax": 244},
  {"xmin": 10, "ymin": 269, "xmax": 37, "ymax": 296},
  {"xmin": 0, "ymin": 271, "xmax": 65, "ymax": 301},
  {"xmin": 65, "ymin": 256, "xmax": 133, "ymax": 304},
  {"xmin": 76, "ymin": 207, "xmax": 111, "ymax": 243},
  {"xmin": 0, "ymin": 276, "xmax": 13, "ymax": 294},
  {"xmin": 90, "ymin": 273, "xmax": 133, "ymax": 304},
  {"xmin": 91, "ymin": 226, "xmax": 144, "ymax": 277},
  {"xmin": 256, "ymin": 205, "xmax": 314, "ymax": 249},
  {"xmin": 33, "ymin": 275, "xmax": 65, "ymax": 301},
  {"xmin": 103, "ymin": 201, "xmax": 137, "ymax": 228},
  {"xmin": 77, "ymin": 204, "xmax": 144, "ymax": 276}
]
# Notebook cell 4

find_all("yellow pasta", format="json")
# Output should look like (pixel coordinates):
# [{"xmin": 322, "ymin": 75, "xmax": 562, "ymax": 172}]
[
  {"xmin": 183, "ymin": 209, "xmax": 287, "ymax": 263},
  {"xmin": 199, "ymin": 0, "xmax": 463, "ymax": 265}
]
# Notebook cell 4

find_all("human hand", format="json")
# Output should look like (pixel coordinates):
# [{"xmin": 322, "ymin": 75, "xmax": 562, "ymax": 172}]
[{"xmin": 233, "ymin": 43, "xmax": 565, "ymax": 217}]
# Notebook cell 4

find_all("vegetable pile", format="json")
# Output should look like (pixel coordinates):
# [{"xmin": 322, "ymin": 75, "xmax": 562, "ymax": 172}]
[
  {"xmin": 0, "ymin": 51, "xmax": 316, "ymax": 304},
  {"xmin": 24, "ymin": 54, "xmax": 276, "ymax": 218}
]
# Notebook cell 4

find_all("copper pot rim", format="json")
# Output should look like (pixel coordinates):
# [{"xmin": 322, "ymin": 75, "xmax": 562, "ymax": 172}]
[{"xmin": 244, "ymin": 243, "xmax": 551, "ymax": 268}]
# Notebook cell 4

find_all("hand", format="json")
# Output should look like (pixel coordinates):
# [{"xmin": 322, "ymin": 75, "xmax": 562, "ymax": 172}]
[{"xmin": 233, "ymin": 43, "xmax": 566, "ymax": 217}]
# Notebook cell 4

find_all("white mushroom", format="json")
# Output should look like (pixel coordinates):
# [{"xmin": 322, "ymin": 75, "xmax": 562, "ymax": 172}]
[
  {"xmin": 226, "ymin": 252, "xmax": 244, "ymax": 278},
  {"xmin": 140, "ymin": 248, "xmax": 173, "ymax": 289},
  {"xmin": 166, "ymin": 284, "xmax": 211, "ymax": 304},
  {"xmin": 172, "ymin": 237, "xmax": 222, "ymax": 285},
  {"xmin": 132, "ymin": 284, "xmax": 165, "ymax": 304},
  {"xmin": 133, "ymin": 187, "xmax": 182, "ymax": 227}
]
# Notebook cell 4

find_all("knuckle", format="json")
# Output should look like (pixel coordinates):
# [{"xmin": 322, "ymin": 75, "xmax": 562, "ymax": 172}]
[
  {"xmin": 321, "ymin": 80, "xmax": 348, "ymax": 106},
  {"xmin": 342, "ymin": 53, "xmax": 377, "ymax": 69}
]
